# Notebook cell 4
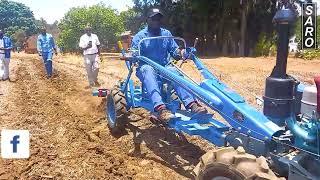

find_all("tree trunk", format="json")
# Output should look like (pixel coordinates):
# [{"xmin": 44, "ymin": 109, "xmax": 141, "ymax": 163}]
[
  {"xmin": 240, "ymin": 3, "xmax": 247, "ymax": 57},
  {"xmin": 222, "ymin": 38, "xmax": 228, "ymax": 56},
  {"xmin": 217, "ymin": 16, "xmax": 225, "ymax": 56},
  {"xmin": 232, "ymin": 40, "xmax": 237, "ymax": 56}
]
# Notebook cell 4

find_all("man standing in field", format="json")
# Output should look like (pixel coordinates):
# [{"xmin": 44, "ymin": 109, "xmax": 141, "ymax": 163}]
[
  {"xmin": 0, "ymin": 30, "xmax": 13, "ymax": 81},
  {"xmin": 37, "ymin": 27, "xmax": 58, "ymax": 79},
  {"xmin": 79, "ymin": 25, "xmax": 101, "ymax": 87}
]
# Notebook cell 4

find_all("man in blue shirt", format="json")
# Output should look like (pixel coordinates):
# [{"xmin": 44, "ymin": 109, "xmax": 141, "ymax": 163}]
[
  {"xmin": 0, "ymin": 30, "xmax": 13, "ymax": 81},
  {"xmin": 131, "ymin": 8, "xmax": 207, "ymax": 122},
  {"xmin": 37, "ymin": 27, "xmax": 58, "ymax": 78}
]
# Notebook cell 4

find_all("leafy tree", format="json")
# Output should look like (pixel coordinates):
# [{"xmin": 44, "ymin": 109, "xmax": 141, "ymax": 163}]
[
  {"xmin": 120, "ymin": 8, "xmax": 142, "ymax": 34},
  {"xmin": 130, "ymin": 0, "xmax": 279, "ymax": 57},
  {"xmin": 0, "ymin": 0, "xmax": 38, "ymax": 38},
  {"xmin": 12, "ymin": 29, "xmax": 26, "ymax": 48},
  {"xmin": 58, "ymin": 4, "xmax": 125, "ymax": 52}
]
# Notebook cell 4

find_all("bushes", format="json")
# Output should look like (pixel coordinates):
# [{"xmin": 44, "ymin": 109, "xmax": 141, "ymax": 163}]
[
  {"xmin": 254, "ymin": 31, "xmax": 320, "ymax": 60},
  {"xmin": 296, "ymin": 49, "xmax": 320, "ymax": 60},
  {"xmin": 268, "ymin": 44, "xmax": 277, "ymax": 57},
  {"xmin": 254, "ymin": 32, "xmax": 276, "ymax": 57}
]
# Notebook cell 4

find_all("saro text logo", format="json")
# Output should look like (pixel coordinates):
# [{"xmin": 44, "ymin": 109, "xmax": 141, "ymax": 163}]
[{"xmin": 302, "ymin": 2, "xmax": 317, "ymax": 49}]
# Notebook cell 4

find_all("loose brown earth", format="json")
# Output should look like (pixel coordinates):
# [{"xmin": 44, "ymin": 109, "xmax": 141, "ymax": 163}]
[{"xmin": 0, "ymin": 53, "xmax": 318, "ymax": 179}]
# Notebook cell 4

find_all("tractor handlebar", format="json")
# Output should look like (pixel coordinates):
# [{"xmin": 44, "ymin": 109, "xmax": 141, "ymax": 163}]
[
  {"xmin": 137, "ymin": 36, "xmax": 187, "ymax": 56},
  {"xmin": 193, "ymin": 38, "xmax": 199, "ymax": 48},
  {"xmin": 118, "ymin": 36, "xmax": 198, "ymax": 65}
]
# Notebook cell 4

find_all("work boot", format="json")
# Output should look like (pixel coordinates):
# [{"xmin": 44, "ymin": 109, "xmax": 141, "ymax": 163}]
[
  {"xmin": 94, "ymin": 81, "xmax": 101, "ymax": 87},
  {"xmin": 188, "ymin": 101, "xmax": 208, "ymax": 114},
  {"xmin": 159, "ymin": 109, "xmax": 175, "ymax": 122},
  {"xmin": 155, "ymin": 104, "xmax": 175, "ymax": 123}
]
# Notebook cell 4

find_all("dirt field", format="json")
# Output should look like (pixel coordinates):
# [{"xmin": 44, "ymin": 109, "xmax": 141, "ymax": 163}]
[{"xmin": 0, "ymin": 53, "xmax": 319, "ymax": 179}]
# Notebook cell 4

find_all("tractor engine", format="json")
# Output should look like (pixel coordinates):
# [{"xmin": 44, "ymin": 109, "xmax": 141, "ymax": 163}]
[
  {"xmin": 291, "ymin": 77, "xmax": 320, "ymax": 154},
  {"xmin": 262, "ymin": 5, "xmax": 320, "ymax": 156}
]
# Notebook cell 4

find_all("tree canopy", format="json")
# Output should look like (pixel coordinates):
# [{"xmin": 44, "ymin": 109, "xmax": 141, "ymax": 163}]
[
  {"xmin": 127, "ymin": 0, "xmax": 280, "ymax": 57},
  {"xmin": 120, "ymin": 8, "xmax": 143, "ymax": 34},
  {"xmin": 58, "ymin": 4, "xmax": 125, "ymax": 52},
  {"xmin": 0, "ymin": 0, "xmax": 307, "ymax": 56},
  {"xmin": 119, "ymin": 0, "xmax": 316, "ymax": 57},
  {"xmin": 0, "ymin": 0, "xmax": 38, "ymax": 45}
]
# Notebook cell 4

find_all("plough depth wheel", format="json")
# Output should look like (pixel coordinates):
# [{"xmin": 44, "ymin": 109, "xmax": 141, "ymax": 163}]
[{"xmin": 106, "ymin": 87, "xmax": 128, "ymax": 135}]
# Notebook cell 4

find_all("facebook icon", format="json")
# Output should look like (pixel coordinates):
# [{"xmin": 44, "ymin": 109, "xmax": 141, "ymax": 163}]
[
  {"xmin": 1, "ymin": 130, "xmax": 30, "ymax": 159},
  {"xmin": 10, "ymin": 135, "xmax": 20, "ymax": 153}
]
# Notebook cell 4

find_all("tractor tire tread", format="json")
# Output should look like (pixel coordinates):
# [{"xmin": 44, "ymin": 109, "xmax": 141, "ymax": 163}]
[
  {"xmin": 193, "ymin": 146, "xmax": 284, "ymax": 180},
  {"xmin": 106, "ymin": 87, "xmax": 128, "ymax": 135}
]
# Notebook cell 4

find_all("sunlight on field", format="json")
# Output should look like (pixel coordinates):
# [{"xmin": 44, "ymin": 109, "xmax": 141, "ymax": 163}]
[{"xmin": 51, "ymin": 53, "xmax": 320, "ymax": 106}]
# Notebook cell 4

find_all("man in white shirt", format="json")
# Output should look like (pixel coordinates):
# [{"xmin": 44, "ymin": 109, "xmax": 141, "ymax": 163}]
[{"xmin": 79, "ymin": 25, "xmax": 101, "ymax": 87}]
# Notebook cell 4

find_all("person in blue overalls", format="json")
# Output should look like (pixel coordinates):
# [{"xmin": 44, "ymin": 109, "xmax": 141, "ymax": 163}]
[
  {"xmin": 131, "ymin": 8, "xmax": 207, "ymax": 122},
  {"xmin": 37, "ymin": 27, "xmax": 58, "ymax": 78},
  {"xmin": 0, "ymin": 30, "xmax": 13, "ymax": 81}
]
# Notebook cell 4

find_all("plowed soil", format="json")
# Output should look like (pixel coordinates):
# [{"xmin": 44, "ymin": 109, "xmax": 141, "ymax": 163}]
[{"xmin": 0, "ymin": 53, "xmax": 318, "ymax": 179}]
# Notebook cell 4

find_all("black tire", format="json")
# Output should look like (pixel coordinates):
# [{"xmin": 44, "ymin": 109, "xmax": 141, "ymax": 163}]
[
  {"xmin": 193, "ymin": 147, "xmax": 284, "ymax": 180},
  {"xmin": 106, "ymin": 87, "xmax": 128, "ymax": 135}
]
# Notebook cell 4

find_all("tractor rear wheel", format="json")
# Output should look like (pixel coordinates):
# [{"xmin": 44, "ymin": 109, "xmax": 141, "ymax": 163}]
[
  {"xmin": 106, "ymin": 87, "xmax": 128, "ymax": 135},
  {"xmin": 193, "ymin": 147, "xmax": 284, "ymax": 180}
]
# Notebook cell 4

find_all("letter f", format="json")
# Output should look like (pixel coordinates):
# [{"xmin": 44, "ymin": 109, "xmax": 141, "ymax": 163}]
[{"xmin": 10, "ymin": 135, "xmax": 20, "ymax": 153}]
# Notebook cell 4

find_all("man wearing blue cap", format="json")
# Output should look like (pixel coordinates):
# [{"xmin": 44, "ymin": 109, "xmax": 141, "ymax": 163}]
[{"xmin": 131, "ymin": 8, "xmax": 207, "ymax": 123}]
